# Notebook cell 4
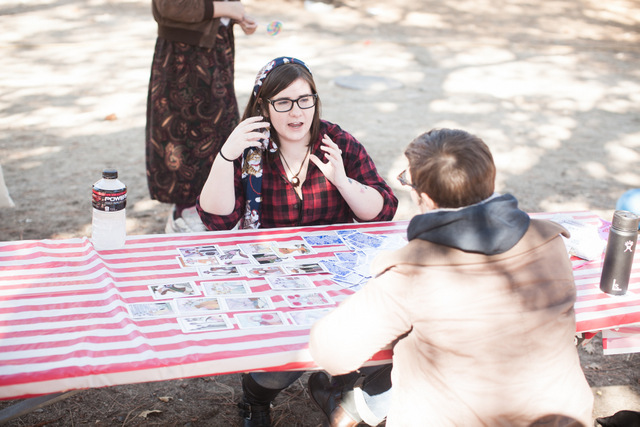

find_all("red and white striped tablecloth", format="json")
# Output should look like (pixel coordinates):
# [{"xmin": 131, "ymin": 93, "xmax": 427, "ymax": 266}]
[{"xmin": 1, "ymin": 213, "xmax": 639, "ymax": 400}]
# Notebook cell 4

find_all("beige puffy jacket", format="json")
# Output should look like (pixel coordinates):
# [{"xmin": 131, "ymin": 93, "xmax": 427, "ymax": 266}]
[{"xmin": 310, "ymin": 219, "xmax": 593, "ymax": 426}]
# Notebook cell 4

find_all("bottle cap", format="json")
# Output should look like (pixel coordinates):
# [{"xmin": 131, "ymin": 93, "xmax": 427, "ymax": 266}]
[
  {"xmin": 102, "ymin": 169, "xmax": 118, "ymax": 179},
  {"xmin": 612, "ymin": 210, "xmax": 640, "ymax": 232}
]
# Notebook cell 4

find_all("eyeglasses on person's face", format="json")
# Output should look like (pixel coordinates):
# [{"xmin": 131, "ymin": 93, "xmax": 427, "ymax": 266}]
[
  {"xmin": 397, "ymin": 169, "xmax": 416, "ymax": 189},
  {"xmin": 267, "ymin": 94, "xmax": 318, "ymax": 113}
]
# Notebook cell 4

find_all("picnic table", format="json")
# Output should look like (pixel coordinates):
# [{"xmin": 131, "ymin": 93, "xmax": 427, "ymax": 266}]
[{"xmin": 1, "ymin": 211, "xmax": 639, "ymax": 421}]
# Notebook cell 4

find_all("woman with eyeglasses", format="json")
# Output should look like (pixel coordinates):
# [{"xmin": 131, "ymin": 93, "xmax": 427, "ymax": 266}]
[
  {"xmin": 197, "ymin": 57, "xmax": 398, "ymax": 427},
  {"xmin": 197, "ymin": 57, "xmax": 397, "ymax": 232}
]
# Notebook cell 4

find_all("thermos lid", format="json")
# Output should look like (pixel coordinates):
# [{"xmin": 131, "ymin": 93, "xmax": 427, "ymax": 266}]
[
  {"xmin": 612, "ymin": 210, "xmax": 640, "ymax": 232},
  {"xmin": 102, "ymin": 169, "xmax": 118, "ymax": 179}
]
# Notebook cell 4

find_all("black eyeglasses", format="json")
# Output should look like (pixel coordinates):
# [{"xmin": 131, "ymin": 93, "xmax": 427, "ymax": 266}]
[
  {"xmin": 397, "ymin": 169, "xmax": 416, "ymax": 189},
  {"xmin": 267, "ymin": 94, "xmax": 318, "ymax": 113}
]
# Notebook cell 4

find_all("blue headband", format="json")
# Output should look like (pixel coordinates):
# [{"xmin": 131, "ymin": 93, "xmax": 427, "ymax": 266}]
[{"xmin": 252, "ymin": 57, "xmax": 311, "ymax": 97}]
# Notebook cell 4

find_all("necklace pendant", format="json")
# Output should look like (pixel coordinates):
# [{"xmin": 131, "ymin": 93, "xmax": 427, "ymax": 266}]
[{"xmin": 290, "ymin": 176, "xmax": 300, "ymax": 187}]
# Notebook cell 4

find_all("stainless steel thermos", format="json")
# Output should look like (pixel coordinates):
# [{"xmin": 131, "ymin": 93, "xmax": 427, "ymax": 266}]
[{"xmin": 599, "ymin": 210, "xmax": 639, "ymax": 295}]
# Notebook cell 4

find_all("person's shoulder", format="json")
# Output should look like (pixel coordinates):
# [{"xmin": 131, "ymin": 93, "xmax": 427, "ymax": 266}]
[
  {"xmin": 321, "ymin": 120, "xmax": 363, "ymax": 147},
  {"xmin": 320, "ymin": 119, "xmax": 342, "ymax": 135}
]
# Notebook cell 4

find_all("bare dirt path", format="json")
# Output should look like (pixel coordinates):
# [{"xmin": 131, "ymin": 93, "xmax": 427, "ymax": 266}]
[{"xmin": 1, "ymin": 0, "xmax": 639, "ymax": 425}]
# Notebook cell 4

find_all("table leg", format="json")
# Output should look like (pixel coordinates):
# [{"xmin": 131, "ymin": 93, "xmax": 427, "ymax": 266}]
[{"xmin": 0, "ymin": 390, "xmax": 82, "ymax": 425}]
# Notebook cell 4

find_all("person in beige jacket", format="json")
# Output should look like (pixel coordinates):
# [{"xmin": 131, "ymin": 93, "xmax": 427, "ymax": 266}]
[{"xmin": 309, "ymin": 128, "xmax": 594, "ymax": 426}]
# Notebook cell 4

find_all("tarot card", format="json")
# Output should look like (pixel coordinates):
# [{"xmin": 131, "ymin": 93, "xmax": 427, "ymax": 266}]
[
  {"xmin": 334, "ymin": 251, "xmax": 359, "ymax": 264},
  {"xmin": 235, "ymin": 311, "xmax": 288, "ymax": 328},
  {"xmin": 282, "ymin": 291, "xmax": 333, "ymax": 308},
  {"xmin": 202, "ymin": 280, "xmax": 251, "ymax": 296},
  {"xmin": 148, "ymin": 281, "xmax": 200, "ymax": 300},
  {"xmin": 224, "ymin": 296, "xmax": 274, "ymax": 311},
  {"xmin": 128, "ymin": 301, "xmax": 176, "ymax": 319},
  {"xmin": 283, "ymin": 262, "xmax": 327, "ymax": 275},
  {"xmin": 331, "ymin": 252, "xmax": 360, "ymax": 272},
  {"xmin": 177, "ymin": 314, "xmax": 232, "ymax": 333},
  {"xmin": 303, "ymin": 233, "xmax": 345, "ymax": 246},
  {"xmin": 287, "ymin": 308, "xmax": 332, "ymax": 326},
  {"xmin": 267, "ymin": 275, "xmax": 315, "ymax": 291},
  {"xmin": 175, "ymin": 297, "xmax": 224, "ymax": 315},
  {"xmin": 336, "ymin": 229, "xmax": 358, "ymax": 239},
  {"xmin": 178, "ymin": 245, "xmax": 220, "ymax": 258},
  {"xmin": 332, "ymin": 273, "xmax": 368, "ymax": 290},
  {"xmin": 271, "ymin": 242, "xmax": 314, "ymax": 258},
  {"xmin": 177, "ymin": 255, "xmax": 220, "ymax": 268},
  {"xmin": 251, "ymin": 252, "xmax": 284, "ymax": 265},
  {"xmin": 243, "ymin": 265, "xmax": 287, "ymax": 277},
  {"xmin": 239, "ymin": 242, "xmax": 274, "ymax": 255},
  {"xmin": 319, "ymin": 259, "xmax": 354, "ymax": 277},
  {"xmin": 198, "ymin": 265, "xmax": 241, "ymax": 278},
  {"xmin": 378, "ymin": 233, "xmax": 408, "ymax": 250},
  {"xmin": 216, "ymin": 247, "xmax": 253, "ymax": 265},
  {"xmin": 342, "ymin": 231, "xmax": 385, "ymax": 250}
]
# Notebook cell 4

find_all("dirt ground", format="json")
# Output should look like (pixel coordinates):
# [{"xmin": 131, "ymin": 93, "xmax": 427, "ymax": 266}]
[{"xmin": 1, "ymin": 0, "xmax": 640, "ymax": 425}]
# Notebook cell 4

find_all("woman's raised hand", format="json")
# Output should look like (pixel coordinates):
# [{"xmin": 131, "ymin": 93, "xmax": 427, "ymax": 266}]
[
  {"xmin": 220, "ymin": 116, "xmax": 270, "ymax": 160},
  {"xmin": 238, "ymin": 14, "xmax": 258, "ymax": 35},
  {"xmin": 309, "ymin": 134, "xmax": 348, "ymax": 187}
]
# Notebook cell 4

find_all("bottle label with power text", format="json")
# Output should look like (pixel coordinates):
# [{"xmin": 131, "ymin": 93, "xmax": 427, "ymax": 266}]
[{"xmin": 92, "ymin": 188, "xmax": 127, "ymax": 211}]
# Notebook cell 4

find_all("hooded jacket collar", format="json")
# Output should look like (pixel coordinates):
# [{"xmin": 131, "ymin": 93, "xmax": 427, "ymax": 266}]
[{"xmin": 407, "ymin": 193, "xmax": 530, "ymax": 255}]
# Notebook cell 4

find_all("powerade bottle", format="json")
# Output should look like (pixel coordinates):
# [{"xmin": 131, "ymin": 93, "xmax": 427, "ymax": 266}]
[{"xmin": 91, "ymin": 169, "xmax": 127, "ymax": 250}]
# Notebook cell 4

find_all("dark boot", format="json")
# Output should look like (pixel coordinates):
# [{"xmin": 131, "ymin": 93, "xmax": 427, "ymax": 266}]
[
  {"xmin": 237, "ymin": 399, "xmax": 271, "ymax": 427},
  {"xmin": 238, "ymin": 373, "xmax": 282, "ymax": 427},
  {"xmin": 308, "ymin": 372, "xmax": 361, "ymax": 427}
]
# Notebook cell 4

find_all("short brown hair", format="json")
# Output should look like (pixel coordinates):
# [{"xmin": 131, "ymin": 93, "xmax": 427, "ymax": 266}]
[{"xmin": 404, "ymin": 129, "xmax": 496, "ymax": 208}]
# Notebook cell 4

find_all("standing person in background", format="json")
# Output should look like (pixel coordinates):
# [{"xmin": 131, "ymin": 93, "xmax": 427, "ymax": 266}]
[
  {"xmin": 310, "ymin": 128, "xmax": 594, "ymax": 426},
  {"xmin": 197, "ymin": 57, "xmax": 398, "ymax": 426},
  {"xmin": 146, "ymin": 0, "xmax": 257, "ymax": 233}
]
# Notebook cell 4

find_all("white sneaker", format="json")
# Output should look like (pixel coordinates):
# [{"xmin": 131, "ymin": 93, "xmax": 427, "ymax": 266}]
[
  {"xmin": 181, "ymin": 206, "xmax": 208, "ymax": 232},
  {"xmin": 165, "ymin": 206, "xmax": 208, "ymax": 234}
]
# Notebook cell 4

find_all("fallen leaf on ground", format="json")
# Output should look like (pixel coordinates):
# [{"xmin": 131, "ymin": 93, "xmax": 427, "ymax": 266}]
[{"xmin": 138, "ymin": 409, "xmax": 162, "ymax": 418}]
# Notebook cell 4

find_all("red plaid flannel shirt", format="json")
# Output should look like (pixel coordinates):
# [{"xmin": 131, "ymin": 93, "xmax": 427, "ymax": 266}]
[{"xmin": 197, "ymin": 121, "xmax": 398, "ymax": 230}]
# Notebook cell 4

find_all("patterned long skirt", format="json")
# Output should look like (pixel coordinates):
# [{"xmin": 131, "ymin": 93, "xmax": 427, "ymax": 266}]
[{"xmin": 145, "ymin": 24, "xmax": 239, "ymax": 205}]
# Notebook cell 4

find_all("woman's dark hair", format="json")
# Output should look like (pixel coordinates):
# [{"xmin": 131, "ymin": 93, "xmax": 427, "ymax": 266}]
[
  {"xmin": 242, "ymin": 63, "xmax": 322, "ymax": 148},
  {"xmin": 404, "ymin": 128, "xmax": 496, "ymax": 208}
]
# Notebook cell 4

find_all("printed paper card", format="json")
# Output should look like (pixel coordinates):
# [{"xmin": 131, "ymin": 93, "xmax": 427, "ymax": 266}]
[
  {"xmin": 282, "ymin": 291, "xmax": 334, "ymax": 308},
  {"xmin": 216, "ymin": 246, "xmax": 253, "ymax": 265},
  {"xmin": 332, "ymin": 274, "xmax": 368, "ymax": 291},
  {"xmin": 198, "ymin": 265, "xmax": 241, "ymax": 278},
  {"xmin": 283, "ymin": 262, "xmax": 327, "ymax": 275},
  {"xmin": 177, "ymin": 256, "xmax": 220, "ymax": 268},
  {"xmin": 303, "ymin": 233, "xmax": 345, "ymax": 247},
  {"xmin": 251, "ymin": 252, "xmax": 284, "ymax": 265},
  {"xmin": 175, "ymin": 297, "xmax": 224, "ymax": 315},
  {"xmin": 128, "ymin": 301, "xmax": 176, "ymax": 319},
  {"xmin": 224, "ymin": 296, "xmax": 274, "ymax": 311},
  {"xmin": 235, "ymin": 311, "xmax": 288, "ymax": 329},
  {"xmin": 243, "ymin": 265, "xmax": 287, "ymax": 277},
  {"xmin": 319, "ymin": 259, "xmax": 354, "ymax": 277},
  {"xmin": 178, "ymin": 245, "xmax": 221, "ymax": 258},
  {"xmin": 267, "ymin": 275, "xmax": 316, "ymax": 291},
  {"xmin": 202, "ymin": 280, "xmax": 251, "ymax": 296},
  {"xmin": 177, "ymin": 314, "xmax": 233, "ymax": 333},
  {"xmin": 287, "ymin": 308, "xmax": 332, "ymax": 326},
  {"xmin": 271, "ymin": 242, "xmax": 314, "ymax": 258},
  {"xmin": 148, "ymin": 281, "xmax": 200, "ymax": 300},
  {"xmin": 341, "ymin": 230, "xmax": 386, "ymax": 250},
  {"xmin": 238, "ymin": 242, "xmax": 274, "ymax": 255}
]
